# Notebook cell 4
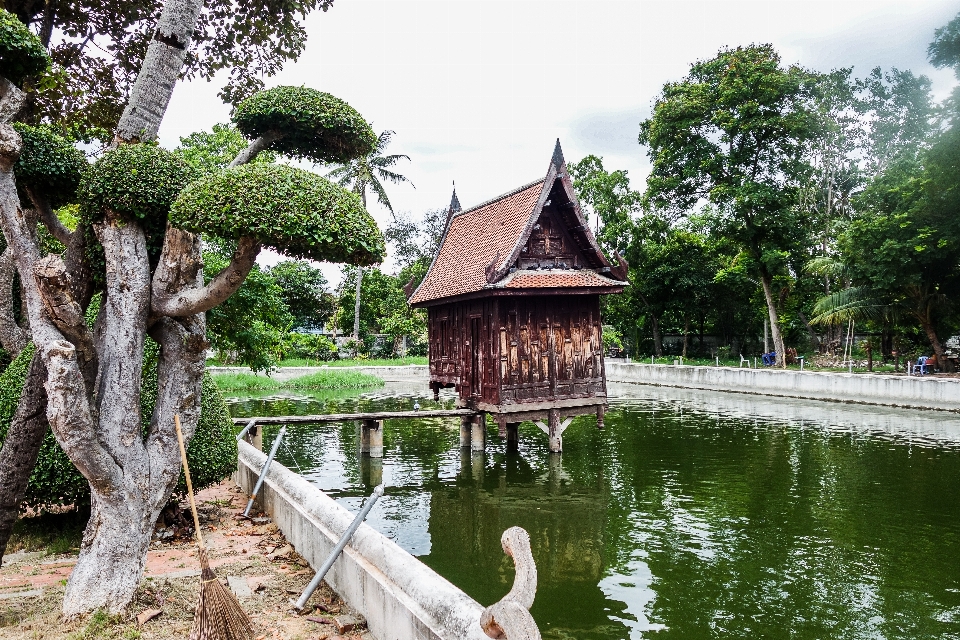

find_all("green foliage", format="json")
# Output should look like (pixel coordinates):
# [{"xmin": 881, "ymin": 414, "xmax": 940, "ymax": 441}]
[
  {"xmin": 0, "ymin": 343, "xmax": 237, "ymax": 507},
  {"xmin": 175, "ymin": 123, "xmax": 276, "ymax": 177},
  {"xmin": 204, "ymin": 249, "xmax": 293, "ymax": 372},
  {"xmin": 170, "ymin": 163, "xmax": 385, "ymax": 265},
  {"xmin": 567, "ymin": 155, "xmax": 640, "ymax": 255},
  {"xmin": 282, "ymin": 333, "xmax": 338, "ymax": 361},
  {"xmin": 335, "ymin": 265, "xmax": 426, "ymax": 350},
  {"xmin": 929, "ymin": 12, "xmax": 960, "ymax": 78},
  {"xmin": 78, "ymin": 144, "xmax": 198, "ymax": 225},
  {"xmin": 233, "ymin": 86, "xmax": 376, "ymax": 163},
  {"xmin": 268, "ymin": 260, "xmax": 334, "ymax": 331},
  {"xmin": 0, "ymin": 9, "xmax": 49, "ymax": 86},
  {"xmin": 12, "ymin": 124, "xmax": 88, "ymax": 209}
]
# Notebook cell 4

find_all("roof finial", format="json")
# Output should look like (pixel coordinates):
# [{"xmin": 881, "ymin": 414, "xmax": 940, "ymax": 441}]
[
  {"xmin": 551, "ymin": 138, "xmax": 565, "ymax": 169},
  {"xmin": 450, "ymin": 180, "xmax": 462, "ymax": 214}
]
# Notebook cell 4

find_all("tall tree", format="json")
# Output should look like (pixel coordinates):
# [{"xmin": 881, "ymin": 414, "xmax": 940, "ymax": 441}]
[
  {"xmin": 327, "ymin": 130, "xmax": 412, "ymax": 340},
  {"xmin": 639, "ymin": 44, "xmax": 818, "ymax": 366},
  {"xmin": 0, "ymin": 3, "xmax": 384, "ymax": 617}
]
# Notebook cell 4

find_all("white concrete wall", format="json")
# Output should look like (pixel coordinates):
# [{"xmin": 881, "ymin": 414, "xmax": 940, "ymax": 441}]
[
  {"xmin": 607, "ymin": 363, "xmax": 960, "ymax": 412},
  {"xmin": 210, "ymin": 365, "xmax": 429, "ymax": 383},
  {"xmin": 235, "ymin": 441, "xmax": 487, "ymax": 640}
]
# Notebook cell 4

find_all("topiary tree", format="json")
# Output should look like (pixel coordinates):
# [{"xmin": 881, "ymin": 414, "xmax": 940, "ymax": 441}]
[
  {"xmin": 231, "ymin": 86, "xmax": 376, "ymax": 165},
  {"xmin": 0, "ymin": 3, "xmax": 386, "ymax": 616}
]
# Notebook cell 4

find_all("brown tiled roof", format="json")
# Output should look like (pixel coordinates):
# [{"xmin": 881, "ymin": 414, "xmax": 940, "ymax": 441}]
[
  {"xmin": 498, "ymin": 269, "xmax": 625, "ymax": 289},
  {"xmin": 408, "ymin": 180, "xmax": 545, "ymax": 305}
]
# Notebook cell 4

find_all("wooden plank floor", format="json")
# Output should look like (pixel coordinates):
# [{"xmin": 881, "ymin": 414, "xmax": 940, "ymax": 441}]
[{"xmin": 232, "ymin": 408, "xmax": 476, "ymax": 425}]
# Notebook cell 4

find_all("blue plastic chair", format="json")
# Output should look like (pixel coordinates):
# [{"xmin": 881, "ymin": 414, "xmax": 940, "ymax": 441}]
[
  {"xmin": 761, "ymin": 352, "xmax": 776, "ymax": 366},
  {"xmin": 913, "ymin": 356, "xmax": 929, "ymax": 375}
]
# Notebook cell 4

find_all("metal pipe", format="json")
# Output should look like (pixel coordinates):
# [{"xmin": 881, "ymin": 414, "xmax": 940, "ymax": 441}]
[
  {"xmin": 236, "ymin": 418, "xmax": 257, "ymax": 442},
  {"xmin": 294, "ymin": 484, "xmax": 385, "ymax": 611},
  {"xmin": 243, "ymin": 426, "xmax": 287, "ymax": 517}
]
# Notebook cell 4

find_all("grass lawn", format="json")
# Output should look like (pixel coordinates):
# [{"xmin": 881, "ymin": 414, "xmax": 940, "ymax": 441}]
[
  {"xmin": 207, "ymin": 356, "xmax": 428, "ymax": 368},
  {"xmin": 212, "ymin": 369, "xmax": 384, "ymax": 392}
]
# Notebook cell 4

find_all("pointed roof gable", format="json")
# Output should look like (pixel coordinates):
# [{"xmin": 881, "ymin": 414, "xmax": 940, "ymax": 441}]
[{"xmin": 408, "ymin": 141, "xmax": 627, "ymax": 307}]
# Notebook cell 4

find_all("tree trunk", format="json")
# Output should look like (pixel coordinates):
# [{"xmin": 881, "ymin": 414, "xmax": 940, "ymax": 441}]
[
  {"xmin": 353, "ymin": 267, "xmax": 362, "ymax": 341},
  {"xmin": 651, "ymin": 315, "xmax": 663, "ymax": 357},
  {"xmin": 919, "ymin": 315, "xmax": 950, "ymax": 373},
  {"xmin": 682, "ymin": 316, "xmax": 690, "ymax": 358},
  {"xmin": 759, "ymin": 270, "xmax": 787, "ymax": 368},
  {"xmin": 114, "ymin": 0, "xmax": 204, "ymax": 144},
  {"xmin": 0, "ymin": 247, "xmax": 26, "ymax": 355},
  {"xmin": 0, "ymin": 351, "xmax": 47, "ymax": 562}
]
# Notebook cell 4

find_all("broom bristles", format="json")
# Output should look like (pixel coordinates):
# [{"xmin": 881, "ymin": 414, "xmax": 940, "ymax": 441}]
[{"xmin": 189, "ymin": 547, "xmax": 254, "ymax": 640}]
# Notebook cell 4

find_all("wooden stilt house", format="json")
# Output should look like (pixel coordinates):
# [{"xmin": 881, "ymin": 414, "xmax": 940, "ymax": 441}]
[{"xmin": 407, "ymin": 141, "xmax": 627, "ymax": 451}]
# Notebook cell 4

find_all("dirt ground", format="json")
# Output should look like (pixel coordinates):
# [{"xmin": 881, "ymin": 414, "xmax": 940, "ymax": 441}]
[{"xmin": 0, "ymin": 481, "xmax": 367, "ymax": 640}]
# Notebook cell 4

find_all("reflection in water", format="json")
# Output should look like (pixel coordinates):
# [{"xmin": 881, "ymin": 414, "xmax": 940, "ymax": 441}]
[{"xmin": 227, "ymin": 384, "xmax": 960, "ymax": 640}]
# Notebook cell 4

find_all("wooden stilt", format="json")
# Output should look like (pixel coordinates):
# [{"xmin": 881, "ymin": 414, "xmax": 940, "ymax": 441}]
[
  {"xmin": 506, "ymin": 422, "xmax": 519, "ymax": 453},
  {"xmin": 460, "ymin": 415, "xmax": 472, "ymax": 448},
  {"xmin": 548, "ymin": 408, "xmax": 562, "ymax": 453},
  {"xmin": 596, "ymin": 404, "xmax": 605, "ymax": 430},
  {"xmin": 360, "ymin": 419, "xmax": 383, "ymax": 457},
  {"xmin": 471, "ymin": 413, "xmax": 487, "ymax": 452}
]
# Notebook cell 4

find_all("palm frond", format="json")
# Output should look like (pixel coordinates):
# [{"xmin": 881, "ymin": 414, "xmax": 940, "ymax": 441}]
[
  {"xmin": 809, "ymin": 287, "xmax": 887, "ymax": 326},
  {"xmin": 804, "ymin": 256, "xmax": 847, "ymax": 279},
  {"xmin": 370, "ymin": 178, "xmax": 394, "ymax": 213}
]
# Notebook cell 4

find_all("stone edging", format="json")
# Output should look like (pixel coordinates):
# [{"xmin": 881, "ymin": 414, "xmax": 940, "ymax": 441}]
[{"xmin": 606, "ymin": 362, "xmax": 960, "ymax": 412}]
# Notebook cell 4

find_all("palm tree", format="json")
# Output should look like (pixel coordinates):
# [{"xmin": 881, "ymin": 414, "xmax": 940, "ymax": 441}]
[{"xmin": 327, "ymin": 130, "xmax": 413, "ymax": 340}]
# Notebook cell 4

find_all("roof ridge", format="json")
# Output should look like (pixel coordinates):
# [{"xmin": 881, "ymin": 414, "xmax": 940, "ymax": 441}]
[{"xmin": 453, "ymin": 178, "xmax": 544, "ymax": 218}]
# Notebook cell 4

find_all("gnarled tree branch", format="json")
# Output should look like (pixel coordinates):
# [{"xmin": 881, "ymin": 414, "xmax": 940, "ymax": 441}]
[
  {"xmin": 229, "ymin": 130, "xmax": 281, "ymax": 167},
  {"xmin": 34, "ymin": 255, "xmax": 97, "ymax": 390},
  {"xmin": 151, "ymin": 233, "xmax": 260, "ymax": 317}
]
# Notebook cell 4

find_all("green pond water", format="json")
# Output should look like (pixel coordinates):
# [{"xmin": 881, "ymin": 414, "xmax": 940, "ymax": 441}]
[{"xmin": 225, "ymin": 382, "xmax": 960, "ymax": 639}]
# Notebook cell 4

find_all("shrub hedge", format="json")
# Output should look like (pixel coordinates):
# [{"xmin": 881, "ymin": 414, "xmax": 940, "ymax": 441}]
[
  {"xmin": 169, "ymin": 163, "xmax": 385, "ymax": 266},
  {"xmin": 0, "ymin": 342, "xmax": 238, "ymax": 508},
  {"xmin": 232, "ymin": 86, "xmax": 376, "ymax": 164},
  {"xmin": 0, "ymin": 10, "xmax": 49, "ymax": 86},
  {"xmin": 13, "ymin": 123, "xmax": 88, "ymax": 209}
]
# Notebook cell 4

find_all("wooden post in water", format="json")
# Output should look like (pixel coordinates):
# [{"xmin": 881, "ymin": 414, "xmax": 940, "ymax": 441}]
[
  {"xmin": 471, "ymin": 412, "xmax": 487, "ymax": 452},
  {"xmin": 460, "ymin": 415, "xmax": 472, "ymax": 449},
  {"xmin": 360, "ymin": 419, "xmax": 383, "ymax": 458},
  {"xmin": 506, "ymin": 423, "xmax": 520, "ymax": 453}
]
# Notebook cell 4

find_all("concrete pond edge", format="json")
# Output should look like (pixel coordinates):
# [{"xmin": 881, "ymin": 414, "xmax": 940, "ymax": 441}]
[
  {"xmin": 606, "ymin": 362, "xmax": 960, "ymax": 412},
  {"xmin": 235, "ymin": 440, "xmax": 489, "ymax": 640}
]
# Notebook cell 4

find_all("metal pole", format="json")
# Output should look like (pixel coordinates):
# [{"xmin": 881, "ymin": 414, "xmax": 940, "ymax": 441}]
[
  {"xmin": 243, "ymin": 426, "xmax": 287, "ymax": 517},
  {"xmin": 294, "ymin": 484, "xmax": 385, "ymax": 611},
  {"xmin": 236, "ymin": 418, "xmax": 257, "ymax": 442}
]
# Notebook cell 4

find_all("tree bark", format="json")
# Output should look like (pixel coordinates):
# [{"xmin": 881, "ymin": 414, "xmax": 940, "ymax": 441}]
[
  {"xmin": 152, "ymin": 233, "xmax": 260, "ymax": 316},
  {"xmin": 919, "ymin": 315, "xmax": 950, "ymax": 373},
  {"xmin": 0, "ymin": 352, "xmax": 47, "ymax": 563},
  {"xmin": 229, "ymin": 131, "xmax": 281, "ymax": 167},
  {"xmin": 682, "ymin": 316, "xmax": 690, "ymax": 359},
  {"xmin": 759, "ymin": 269, "xmax": 787, "ymax": 368},
  {"xmin": 114, "ymin": 0, "xmax": 205, "ymax": 144}
]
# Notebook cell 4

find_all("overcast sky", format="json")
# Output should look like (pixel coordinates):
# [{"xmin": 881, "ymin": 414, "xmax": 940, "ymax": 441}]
[{"xmin": 158, "ymin": 0, "xmax": 960, "ymax": 280}]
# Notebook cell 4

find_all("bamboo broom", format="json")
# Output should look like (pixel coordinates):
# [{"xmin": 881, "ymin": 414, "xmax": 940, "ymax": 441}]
[{"xmin": 175, "ymin": 414, "xmax": 254, "ymax": 640}]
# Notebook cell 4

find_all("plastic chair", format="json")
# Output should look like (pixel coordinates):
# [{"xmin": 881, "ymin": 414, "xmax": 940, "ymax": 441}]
[
  {"xmin": 761, "ymin": 352, "xmax": 776, "ymax": 366},
  {"xmin": 912, "ymin": 356, "xmax": 929, "ymax": 375}
]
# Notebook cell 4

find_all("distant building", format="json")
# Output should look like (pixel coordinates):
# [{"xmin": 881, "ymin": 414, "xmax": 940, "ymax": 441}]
[{"xmin": 407, "ymin": 141, "xmax": 627, "ymax": 452}]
